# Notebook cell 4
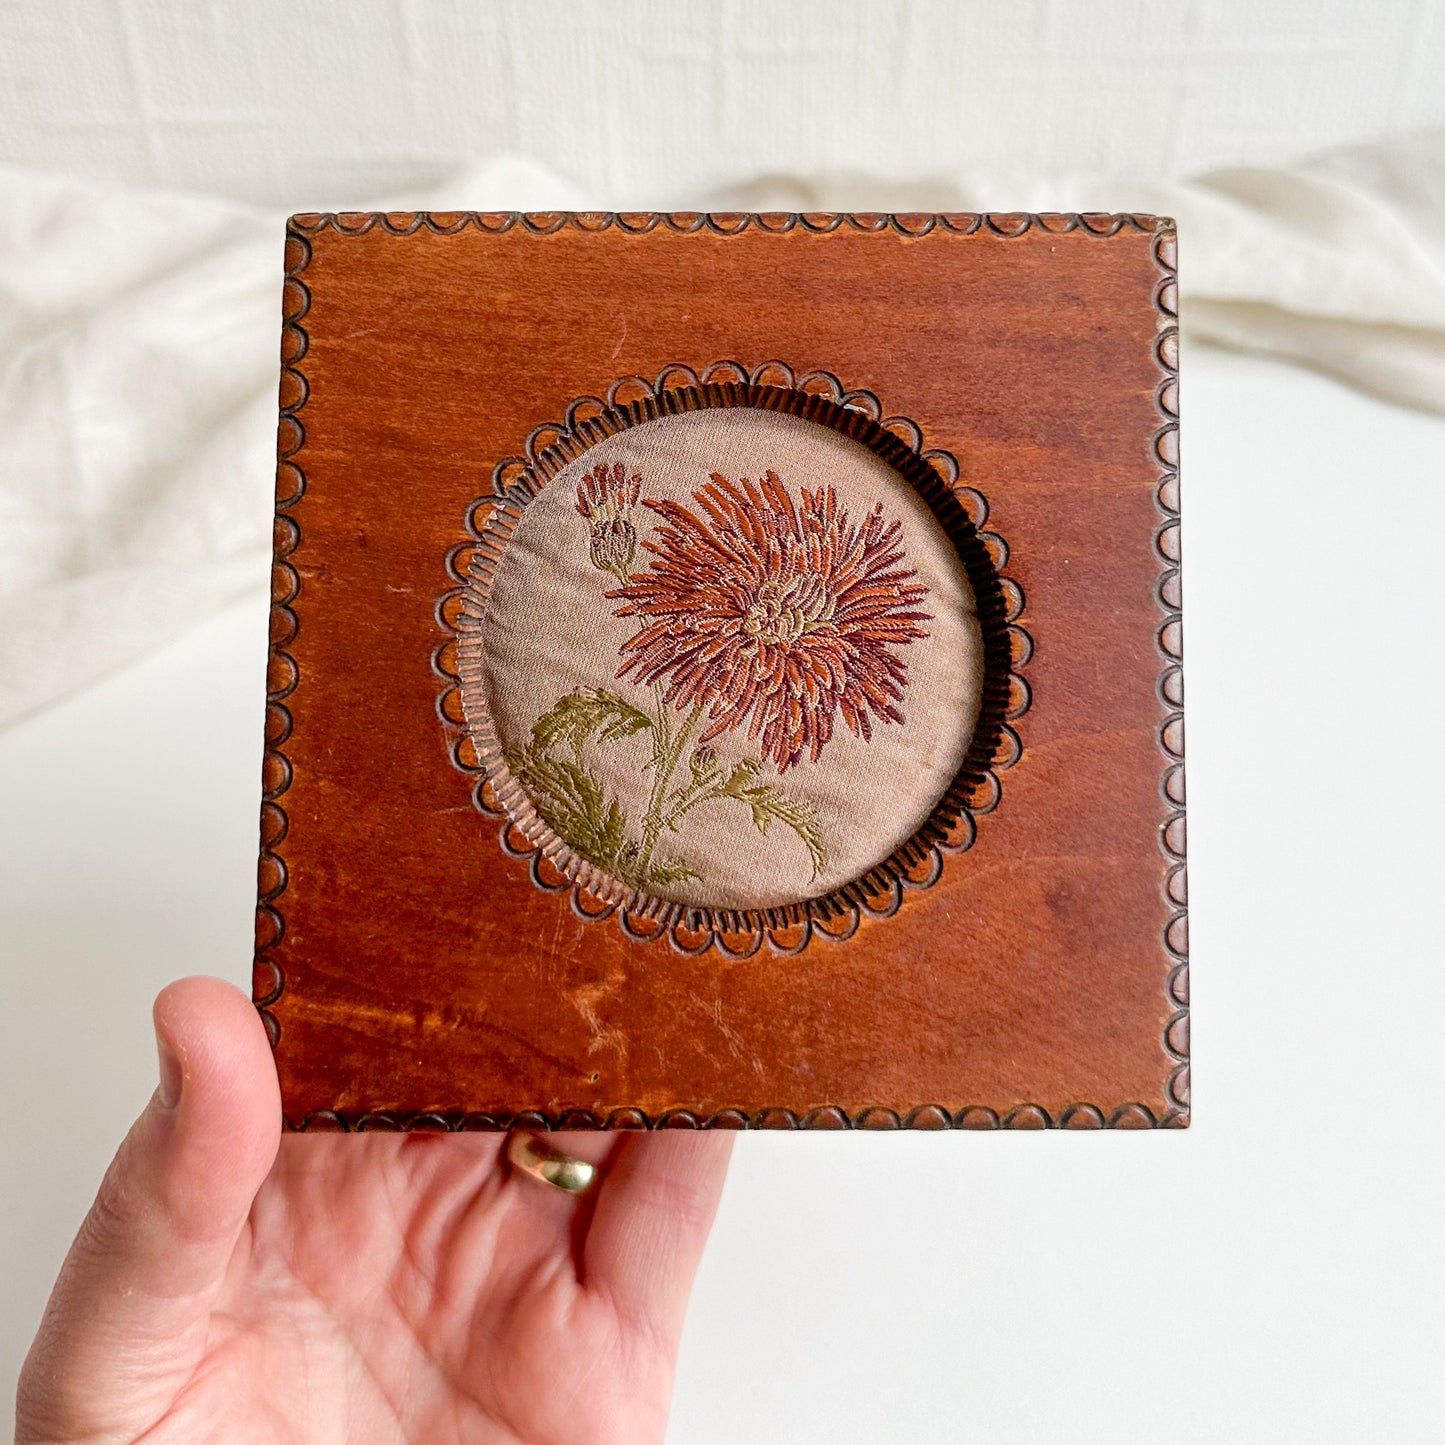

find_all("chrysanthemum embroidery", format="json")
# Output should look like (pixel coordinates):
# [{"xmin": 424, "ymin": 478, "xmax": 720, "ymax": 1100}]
[{"xmin": 504, "ymin": 463, "xmax": 932, "ymax": 893}]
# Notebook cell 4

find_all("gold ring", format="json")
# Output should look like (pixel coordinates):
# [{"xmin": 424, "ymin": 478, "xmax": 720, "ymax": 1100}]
[{"xmin": 505, "ymin": 1130, "xmax": 598, "ymax": 1195}]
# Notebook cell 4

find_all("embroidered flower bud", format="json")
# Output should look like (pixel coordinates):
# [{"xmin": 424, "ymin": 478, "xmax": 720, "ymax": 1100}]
[
  {"xmin": 576, "ymin": 462, "xmax": 642, "ymax": 523},
  {"xmin": 589, "ymin": 515, "xmax": 637, "ymax": 576},
  {"xmin": 576, "ymin": 462, "xmax": 643, "ymax": 577}
]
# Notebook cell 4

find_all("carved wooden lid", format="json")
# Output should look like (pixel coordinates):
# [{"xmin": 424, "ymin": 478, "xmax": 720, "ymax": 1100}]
[{"xmin": 258, "ymin": 213, "xmax": 1186, "ymax": 1131}]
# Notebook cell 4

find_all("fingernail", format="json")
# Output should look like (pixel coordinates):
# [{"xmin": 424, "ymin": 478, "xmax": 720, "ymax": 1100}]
[{"xmin": 156, "ymin": 1033, "xmax": 182, "ymax": 1110}]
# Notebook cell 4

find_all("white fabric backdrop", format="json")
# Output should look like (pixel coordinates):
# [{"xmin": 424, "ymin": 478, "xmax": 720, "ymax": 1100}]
[{"xmin": 3, "ymin": 0, "xmax": 1444, "ymax": 208}]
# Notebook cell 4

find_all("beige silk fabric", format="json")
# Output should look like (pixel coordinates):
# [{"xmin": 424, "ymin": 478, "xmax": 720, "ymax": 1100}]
[{"xmin": 477, "ymin": 407, "xmax": 983, "ymax": 910}]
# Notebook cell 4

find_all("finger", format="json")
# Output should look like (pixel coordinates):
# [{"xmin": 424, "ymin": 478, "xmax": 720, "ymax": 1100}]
[
  {"xmin": 17, "ymin": 976, "xmax": 280, "ymax": 1438},
  {"xmin": 583, "ymin": 1131, "xmax": 734, "ymax": 1341}
]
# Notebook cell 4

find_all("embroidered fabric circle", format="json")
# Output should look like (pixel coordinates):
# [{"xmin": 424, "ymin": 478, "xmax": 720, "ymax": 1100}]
[{"xmin": 477, "ymin": 406, "xmax": 984, "ymax": 910}]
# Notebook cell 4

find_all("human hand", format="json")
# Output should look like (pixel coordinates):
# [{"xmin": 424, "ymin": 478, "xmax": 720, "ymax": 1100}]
[{"xmin": 16, "ymin": 977, "xmax": 733, "ymax": 1444}]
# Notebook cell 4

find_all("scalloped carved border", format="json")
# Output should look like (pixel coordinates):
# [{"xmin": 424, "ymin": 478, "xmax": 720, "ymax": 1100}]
[
  {"xmin": 434, "ymin": 365, "xmax": 1030, "ymax": 954},
  {"xmin": 287, "ymin": 1102, "xmax": 1169, "ymax": 1133},
  {"xmin": 1152, "ymin": 227, "xmax": 1189, "ymax": 1127},
  {"xmin": 252, "ymin": 226, "xmax": 309, "ymax": 1049},
  {"xmin": 288, "ymin": 210, "xmax": 1168, "ymax": 238},
  {"xmin": 258, "ymin": 212, "xmax": 1185, "ymax": 1130}
]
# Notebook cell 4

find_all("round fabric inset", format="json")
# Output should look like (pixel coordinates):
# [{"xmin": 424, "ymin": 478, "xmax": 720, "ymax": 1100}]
[{"xmin": 476, "ymin": 406, "xmax": 983, "ymax": 910}]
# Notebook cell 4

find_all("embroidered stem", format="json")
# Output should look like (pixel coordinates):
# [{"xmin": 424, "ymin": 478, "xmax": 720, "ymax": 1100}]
[{"xmin": 637, "ymin": 702, "xmax": 704, "ymax": 876}]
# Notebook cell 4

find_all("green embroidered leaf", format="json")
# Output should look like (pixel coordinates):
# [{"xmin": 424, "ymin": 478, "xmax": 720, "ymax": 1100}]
[
  {"xmin": 530, "ymin": 688, "xmax": 653, "ymax": 760},
  {"xmin": 504, "ymin": 743, "xmax": 634, "ymax": 874},
  {"xmin": 721, "ymin": 757, "xmax": 761, "ymax": 789},
  {"xmin": 594, "ymin": 796, "xmax": 630, "ymax": 864},
  {"xmin": 508, "ymin": 687, "xmax": 836, "ymax": 893},
  {"xmin": 506, "ymin": 739, "xmax": 699, "ymax": 889},
  {"xmin": 644, "ymin": 856, "xmax": 701, "ymax": 885},
  {"xmin": 717, "ymin": 760, "xmax": 827, "ymax": 877},
  {"xmin": 741, "ymin": 788, "xmax": 826, "ymax": 877}
]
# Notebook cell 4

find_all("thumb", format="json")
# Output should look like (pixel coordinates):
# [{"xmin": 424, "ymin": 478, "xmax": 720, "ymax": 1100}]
[{"xmin": 17, "ymin": 977, "xmax": 280, "ymax": 1440}]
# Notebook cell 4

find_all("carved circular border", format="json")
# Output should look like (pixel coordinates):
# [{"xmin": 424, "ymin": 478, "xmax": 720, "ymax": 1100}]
[{"xmin": 435, "ymin": 361, "xmax": 1031, "ymax": 953}]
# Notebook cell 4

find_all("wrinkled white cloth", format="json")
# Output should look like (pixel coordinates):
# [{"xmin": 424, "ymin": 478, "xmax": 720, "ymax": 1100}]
[{"xmin": 2, "ymin": 138, "xmax": 1442, "ymax": 726}]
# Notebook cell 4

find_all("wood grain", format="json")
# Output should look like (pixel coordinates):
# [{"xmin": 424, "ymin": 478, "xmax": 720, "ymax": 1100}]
[{"xmin": 256, "ymin": 212, "xmax": 1187, "ymax": 1130}]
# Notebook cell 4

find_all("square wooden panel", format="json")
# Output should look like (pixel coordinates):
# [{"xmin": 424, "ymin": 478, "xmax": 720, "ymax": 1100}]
[{"xmin": 256, "ymin": 211, "xmax": 1187, "ymax": 1132}]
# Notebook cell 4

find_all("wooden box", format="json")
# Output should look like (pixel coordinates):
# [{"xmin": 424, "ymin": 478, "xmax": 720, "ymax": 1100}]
[{"xmin": 256, "ymin": 211, "xmax": 1187, "ymax": 1131}]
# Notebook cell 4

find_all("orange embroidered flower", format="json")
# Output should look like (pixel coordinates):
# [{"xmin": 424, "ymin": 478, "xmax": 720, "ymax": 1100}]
[
  {"xmin": 609, "ymin": 470, "xmax": 931, "ymax": 771},
  {"xmin": 576, "ymin": 462, "xmax": 642, "ymax": 577}
]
